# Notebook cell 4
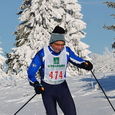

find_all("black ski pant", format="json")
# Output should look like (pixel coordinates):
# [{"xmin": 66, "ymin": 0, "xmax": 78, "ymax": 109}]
[{"xmin": 41, "ymin": 81, "xmax": 77, "ymax": 115}]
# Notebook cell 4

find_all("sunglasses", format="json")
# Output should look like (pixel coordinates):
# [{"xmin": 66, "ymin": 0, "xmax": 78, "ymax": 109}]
[{"xmin": 53, "ymin": 43, "xmax": 65, "ymax": 46}]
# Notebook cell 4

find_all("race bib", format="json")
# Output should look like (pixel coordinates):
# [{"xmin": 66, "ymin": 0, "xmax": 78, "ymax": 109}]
[{"xmin": 44, "ymin": 46, "xmax": 67, "ymax": 84}]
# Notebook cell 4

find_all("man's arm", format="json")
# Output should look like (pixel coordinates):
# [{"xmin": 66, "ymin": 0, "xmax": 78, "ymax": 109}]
[
  {"xmin": 66, "ymin": 47, "xmax": 85, "ymax": 64},
  {"xmin": 66, "ymin": 47, "xmax": 93, "ymax": 70},
  {"xmin": 27, "ymin": 51, "xmax": 43, "ymax": 85}
]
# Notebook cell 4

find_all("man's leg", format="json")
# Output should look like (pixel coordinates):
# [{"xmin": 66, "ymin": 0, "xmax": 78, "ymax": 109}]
[
  {"xmin": 57, "ymin": 82, "xmax": 77, "ymax": 115},
  {"xmin": 41, "ymin": 81, "xmax": 58, "ymax": 115},
  {"xmin": 42, "ymin": 94, "xmax": 58, "ymax": 115}
]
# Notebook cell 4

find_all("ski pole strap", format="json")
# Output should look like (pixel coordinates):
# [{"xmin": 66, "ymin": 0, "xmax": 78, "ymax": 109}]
[
  {"xmin": 91, "ymin": 70, "xmax": 115, "ymax": 112},
  {"xmin": 14, "ymin": 94, "xmax": 37, "ymax": 115}
]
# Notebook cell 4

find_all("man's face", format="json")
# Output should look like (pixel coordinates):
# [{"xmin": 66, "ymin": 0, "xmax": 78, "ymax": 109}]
[{"xmin": 51, "ymin": 41, "xmax": 65, "ymax": 53}]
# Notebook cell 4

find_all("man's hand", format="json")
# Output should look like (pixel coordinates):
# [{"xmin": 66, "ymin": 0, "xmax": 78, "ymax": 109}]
[
  {"xmin": 80, "ymin": 61, "xmax": 93, "ymax": 71},
  {"xmin": 33, "ymin": 81, "xmax": 45, "ymax": 94}
]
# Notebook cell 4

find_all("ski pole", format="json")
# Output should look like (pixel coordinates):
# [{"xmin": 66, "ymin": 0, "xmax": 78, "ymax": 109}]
[
  {"xmin": 91, "ymin": 70, "xmax": 115, "ymax": 112},
  {"xmin": 14, "ymin": 94, "xmax": 37, "ymax": 115}
]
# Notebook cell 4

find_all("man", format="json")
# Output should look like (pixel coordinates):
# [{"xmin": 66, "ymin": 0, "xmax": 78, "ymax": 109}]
[{"xmin": 27, "ymin": 26, "xmax": 93, "ymax": 115}]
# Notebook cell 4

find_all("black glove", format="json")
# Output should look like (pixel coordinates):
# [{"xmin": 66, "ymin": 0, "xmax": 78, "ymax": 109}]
[
  {"xmin": 33, "ymin": 81, "xmax": 44, "ymax": 94},
  {"xmin": 80, "ymin": 61, "xmax": 93, "ymax": 71}
]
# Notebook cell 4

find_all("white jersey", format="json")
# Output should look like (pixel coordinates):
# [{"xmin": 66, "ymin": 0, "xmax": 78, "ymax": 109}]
[{"xmin": 43, "ymin": 46, "xmax": 67, "ymax": 85}]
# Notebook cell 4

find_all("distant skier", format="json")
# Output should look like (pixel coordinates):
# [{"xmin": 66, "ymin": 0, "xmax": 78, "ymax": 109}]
[{"xmin": 27, "ymin": 26, "xmax": 93, "ymax": 115}]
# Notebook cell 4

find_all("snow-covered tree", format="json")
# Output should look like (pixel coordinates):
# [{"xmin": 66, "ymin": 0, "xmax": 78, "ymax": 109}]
[
  {"xmin": 103, "ymin": 1, "xmax": 115, "ymax": 51},
  {"xmin": 6, "ymin": 0, "xmax": 91, "ymax": 77},
  {"xmin": 91, "ymin": 48, "xmax": 115, "ymax": 74},
  {"xmin": 0, "ymin": 43, "xmax": 18, "ymax": 87},
  {"xmin": 0, "ymin": 45, "xmax": 6, "ymax": 77}
]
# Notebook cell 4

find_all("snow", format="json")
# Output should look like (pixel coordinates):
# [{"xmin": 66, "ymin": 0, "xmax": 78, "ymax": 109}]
[{"xmin": 0, "ymin": 72, "xmax": 115, "ymax": 115}]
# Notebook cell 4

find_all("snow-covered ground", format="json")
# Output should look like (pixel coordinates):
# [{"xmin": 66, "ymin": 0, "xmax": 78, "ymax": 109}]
[{"xmin": 0, "ymin": 72, "xmax": 115, "ymax": 115}]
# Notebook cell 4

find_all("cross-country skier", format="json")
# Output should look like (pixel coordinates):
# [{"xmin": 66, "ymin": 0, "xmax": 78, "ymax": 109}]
[{"xmin": 27, "ymin": 26, "xmax": 93, "ymax": 115}]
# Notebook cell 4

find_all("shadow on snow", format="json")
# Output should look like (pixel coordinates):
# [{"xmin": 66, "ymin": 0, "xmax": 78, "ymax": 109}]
[{"xmin": 80, "ymin": 75, "xmax": 115, "ymax": 92}]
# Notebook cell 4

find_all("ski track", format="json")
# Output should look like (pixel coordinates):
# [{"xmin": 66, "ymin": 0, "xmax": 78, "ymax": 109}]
[{"xmin": 0, "ymin": 74, "xmax": 115, "ymax": 115}]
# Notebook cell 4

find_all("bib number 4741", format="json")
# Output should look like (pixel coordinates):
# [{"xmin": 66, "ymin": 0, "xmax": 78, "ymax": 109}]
[{"xmin": 49, "ymin": 71, "xmax": 63, "ymax": 79}]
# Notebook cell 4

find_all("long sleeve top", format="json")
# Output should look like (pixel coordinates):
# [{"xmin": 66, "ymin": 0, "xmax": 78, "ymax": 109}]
[{"xmin": 27, "ymin": 46, "xmax": 85, "ymax": 84}]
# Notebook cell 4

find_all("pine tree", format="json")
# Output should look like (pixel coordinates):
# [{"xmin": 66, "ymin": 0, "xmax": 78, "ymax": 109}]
[
  {"xmin": 0, "ymin": 45, "xmax": 6, "ymax": 78},
  {"xmin": 91, "ymin": 48, "xmax": 115, "ymax": 73},
  {"xmin": 6, "ymin": 0, "xmax": 91, "ymax": 77},
  {"xmin": 103, "ymin": 1, "xmax": 115, "ymax": 51},
  {"xmin": 0, "ymin": 44, "xmax": 17, "ymax": 86}
]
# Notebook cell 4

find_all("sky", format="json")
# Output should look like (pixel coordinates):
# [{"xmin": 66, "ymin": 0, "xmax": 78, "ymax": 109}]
[
  {"xmin": 0, "ymin": 0, "xmax": 22, "ymax": 53},
  {"xmin": 0, "ymin": 0, "xmax": 114, "ymax": 54},
  {"xmin": 80, "ymin": 0, "xmax": 115, "ymax": 54}
]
